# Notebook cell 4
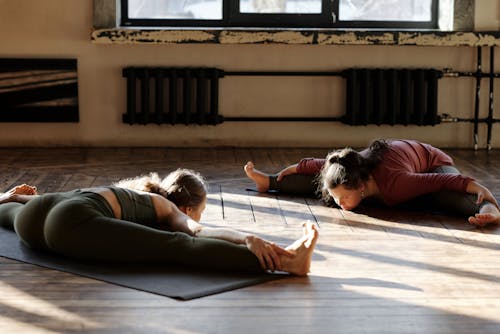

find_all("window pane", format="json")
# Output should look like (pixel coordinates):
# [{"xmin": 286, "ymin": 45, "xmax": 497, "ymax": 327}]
[
  {"xmin": 240, "ymin": 0, "xmax": 322, "ymax": 14},
  {"xmin": 128, "ymin": 0, "xmax": 222, "ymax": 20},
  {"xmin": 339, "ymin": 0, "xmax": 432, "ymax": 21}
]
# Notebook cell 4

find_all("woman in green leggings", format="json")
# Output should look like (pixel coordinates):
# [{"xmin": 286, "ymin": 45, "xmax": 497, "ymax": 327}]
[{"xmin": 0, "ymin": 169, "xmax": 318, "ymax": 276}]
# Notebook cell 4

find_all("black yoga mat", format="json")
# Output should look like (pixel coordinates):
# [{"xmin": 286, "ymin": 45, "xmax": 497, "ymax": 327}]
[{"xmin": 0, "ymin": 228, "xmax": 286, "ymax": 300}]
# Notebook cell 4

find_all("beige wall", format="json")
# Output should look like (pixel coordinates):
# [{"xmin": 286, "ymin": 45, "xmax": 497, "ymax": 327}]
[
  {"xmin": 0, "ymin": 0, "xmax": 498, "ymax": 148},
  {"xmin": 475, "ymin": 0, "xmax": 500, "ymax": 30}
]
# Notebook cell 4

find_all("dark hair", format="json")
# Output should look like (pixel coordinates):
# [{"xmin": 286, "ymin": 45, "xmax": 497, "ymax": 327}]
[
  {"xmin": 319, "ymin": 139, "xmax": 389, "ymax": 203},
  {"xmin": 114, "ymin": 169, "xmax": 207, "ymax": 209}
]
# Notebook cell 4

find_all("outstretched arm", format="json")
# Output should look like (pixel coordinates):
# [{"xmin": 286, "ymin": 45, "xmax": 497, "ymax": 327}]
[
  {"xmin": 381, "ymin": 171, "xmax": 474, "ymax": 206},
  {"xmin": 276, "ymin": 158, "xmax": 327, "ymax": 181},
  {"xmin": 466, "ymin": 180, "xmax": 499, "ymax": 209},
  {"xmin": 276, "ymin": 164, "xmax": 298, "ymax": 181},
  {"xmin": 151, "ymin": 194, "xmax": 292, "ymax": 271},
  {"xmin": 295, "ymin": 158, "xmax": 326, "ymax": 175},
  {"xmin": 196, "ymin": 226, "xmax": 293, "ymax": 271}
]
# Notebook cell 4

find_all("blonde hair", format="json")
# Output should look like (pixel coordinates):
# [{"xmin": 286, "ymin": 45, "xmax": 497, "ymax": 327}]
[{"xmin": 114, "ymin": 169, "xmax": 207, "ymax": 208}]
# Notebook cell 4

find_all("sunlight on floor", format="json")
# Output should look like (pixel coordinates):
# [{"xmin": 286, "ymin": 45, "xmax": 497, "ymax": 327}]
[
  {"xmin": 339, "ymin": 283, "xmax": 500, "ymax": 323},
  {"xmin": 0, "ymin": 315, "xmax": 61, "ymax": 334},
  {"xmin": 341, "ymin": 210, "xmax": 499, "ymax": 244},
  {"xmin": 309, "ymin": 209, "xmax": 500, "ymax": 324},
  {"xmin": 0, "ymin": 281, "xmax": 101, "ymax": 330}
]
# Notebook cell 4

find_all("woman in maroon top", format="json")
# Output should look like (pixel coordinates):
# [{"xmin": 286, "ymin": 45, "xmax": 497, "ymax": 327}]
[{"xmin": 244, "ymin": 139, "xmax": 499, "ymax": 226}]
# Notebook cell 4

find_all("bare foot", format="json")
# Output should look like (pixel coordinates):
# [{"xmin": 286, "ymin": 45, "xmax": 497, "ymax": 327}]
[
  {"xmin": 468, "ymin": 203, "xmax": 500, "ymax": 226},
  {"xmin": 244, "ymin": 161, "xmax": 270, "ymax": 192},
  {"xmin": 281, "ymin": 222, "xmax": 319, "ymax": 276},
  {"xmin": 0, "ymin": 184, "xmax": 38, "ymax": 204},
  {"xmin": 12, "ymin": 184, "xmax": 38, "ymax": 195}
]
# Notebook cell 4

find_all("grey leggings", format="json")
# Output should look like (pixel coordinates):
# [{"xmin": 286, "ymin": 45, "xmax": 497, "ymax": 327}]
[
  {"xmin": 269, "ymin": 173, "xmax": 319, "ymax": 197},
  {"xmin": 270, "ymin": 165, "xmax": 483, "ymax": 217},
  {"xmin": 404, "ymin": 165, "xmax": 483, "ymax": 217},
  {"xmin": 0, "ymin": 190, "xmax": 262, "ymax": 273}
]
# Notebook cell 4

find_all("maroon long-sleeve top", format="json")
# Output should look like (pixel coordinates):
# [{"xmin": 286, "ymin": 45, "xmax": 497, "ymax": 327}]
[{"xmin": 296, "ymin": 140, "xmax": 473, "ymax": 206}]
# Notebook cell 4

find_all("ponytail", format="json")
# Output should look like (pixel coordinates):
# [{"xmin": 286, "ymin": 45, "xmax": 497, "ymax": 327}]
[{"xmin": 114, "ymin": 169, "xmax": 207, "ymax": 209}]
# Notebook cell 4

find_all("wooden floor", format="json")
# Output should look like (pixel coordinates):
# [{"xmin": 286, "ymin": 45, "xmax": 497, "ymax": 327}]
[{"xmin": 0, "ymin": 147, "xmax": 499, "ymax": 334}]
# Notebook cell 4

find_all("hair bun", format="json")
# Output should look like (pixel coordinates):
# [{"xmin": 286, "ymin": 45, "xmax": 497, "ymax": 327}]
[
  {"xmin": 328, "ymin": 155, "xmax": 339, "ymax": 164},
  {"xmin": 343, "ymin": 150, "xmax": 359, "ymax": 166}
]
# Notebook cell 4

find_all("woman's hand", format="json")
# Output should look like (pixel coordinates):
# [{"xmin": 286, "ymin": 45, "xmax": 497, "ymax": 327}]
[
  {"xmin": 467, "ymin": 181, "xmax": 499, "ymax": 209},
  {"xmin": 245, "ymin": 235, "xmax": 293, "ymax": 271},
  {"xmin": 276, "ymin": 164, "xmax": 298, "ymax": 182}
]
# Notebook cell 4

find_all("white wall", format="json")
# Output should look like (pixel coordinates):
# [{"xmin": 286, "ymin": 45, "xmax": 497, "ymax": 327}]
[{"xmin": 0, "ymin": 0, "xmax": 498, "ymax": 148}]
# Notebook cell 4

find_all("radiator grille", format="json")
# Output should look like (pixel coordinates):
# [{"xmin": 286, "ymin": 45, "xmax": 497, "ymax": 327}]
[
  {"xmin": 122, "ymin": 67, "xmax": 224, "ymax": 125},
  {"xmin": 123, "ymin": 67, "xmax": 442, "ymax": 126},
  {"xmin": 342, "ymin": 69, "xmax": 441, "ymax": 126}
]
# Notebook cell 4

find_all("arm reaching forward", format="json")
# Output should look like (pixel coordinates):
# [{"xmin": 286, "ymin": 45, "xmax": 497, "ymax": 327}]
[{"xmin": 151, "ymin": 193, "xmax": 292, "ymax": 271}]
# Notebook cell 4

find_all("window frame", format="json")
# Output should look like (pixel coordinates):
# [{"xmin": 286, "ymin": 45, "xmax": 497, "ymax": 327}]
[
  {"xmin": 229, "ymin": 1, "xmax": 333, "ymax": 28},
  {"xmin": 119, "ymin": 0, "xmax": 439, "ymax": 29},
  {"xmin": 120, "ymin": 0, "xmax": 230, "ymax": 27},
  {"xmin": 333, "ymin": 0, "xmax": 439, "ymax": 29}
]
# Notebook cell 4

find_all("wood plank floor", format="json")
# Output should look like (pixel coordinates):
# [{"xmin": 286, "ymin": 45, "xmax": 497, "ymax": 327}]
[{"xmin": 0, "ymin": 147, "xmax": 499, "ymax": 334}]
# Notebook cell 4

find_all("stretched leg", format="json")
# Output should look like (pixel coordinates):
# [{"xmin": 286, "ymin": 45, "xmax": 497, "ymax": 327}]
[
  {"xmin": 410, "ymin": 166, "xmax": 477, "ymax": 215},
  {"xmin": 244, "ymin": 161, "xmax": 318, "ymax": 196},
  {"xmin": 280, "ymin": 222, "xmax": 319, "ymax": 276},
  {"xmin": 468, "ymin": 203, "xmax": 500, "ymax": 226},
  {"xmin": 15, "ymin": 191, "xmax": 319, "ymax": 274},
  {"xmin": 0, "ymin": 202, "xmax": 24, "ymax": 230},
  {"xmin": 422, "ymin": 188, "xmax": 480, "ymax": 217},
  {"xmin": 47, "ymin": 208, "xmax": 320, "ymax": 274},
  {"xmin": 415, "ymin": 165, "xmax": 498, "ymax": 225},
  {"xmin": 36, "ymin": 194, "xmax": 262, "ymax": 272},
  {"xmin": 244, "ymin": 161, "xmax": 270, "ymax": 192},
  {"xmin": 48, "ymin": 213, "xmax": 320, "ymax": 274}
]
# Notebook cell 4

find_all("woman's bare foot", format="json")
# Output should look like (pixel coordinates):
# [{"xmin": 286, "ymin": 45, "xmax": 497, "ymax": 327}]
[
  {"xmin": 244, "ymin": 161, "xmax": 270, "ymax": 192},
  {"xmin": 280, "ymin": 222, "xmax": 319, "ymax": 276},
  {"xmin": 0, "ymin": 184, "xmax": 38, "ymax": 204},
  {"xmin": 12, "ymin": 184, "xmax": 37, "ymax": 195},
  {"xmin": 468, "ymin": 203, "xmax": 500, "ymax": 226}
]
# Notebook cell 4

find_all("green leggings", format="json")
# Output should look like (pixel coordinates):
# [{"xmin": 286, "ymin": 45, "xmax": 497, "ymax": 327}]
[
  {"xmin": 0, "ymin": 190, "xmax": 262, "ymax": 273},
  {"xmin": 270, "ymin": 165, "xmax": 484, "ymax": 217}
]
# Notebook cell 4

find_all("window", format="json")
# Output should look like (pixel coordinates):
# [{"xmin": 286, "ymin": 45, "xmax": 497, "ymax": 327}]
[
  {"xmin": 337, "ymin": 0, "xmax": 438, "ymax": 29},
  {"xmin": 121, "ymin": 0, "xmax": 439, "ymax": 29}
]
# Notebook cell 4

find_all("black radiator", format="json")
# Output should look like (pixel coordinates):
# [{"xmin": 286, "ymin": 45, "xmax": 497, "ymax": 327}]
[
  {"xmin": 342, "ymin": 69, "xmax": 441, "ymax": 126},
  {"xmin": 123, "ymin": 67, "xmax": 442, "ymax": 126},
  {"xmin": 122, "ymin": 67, "xmax": 224, "ymax": 125}
]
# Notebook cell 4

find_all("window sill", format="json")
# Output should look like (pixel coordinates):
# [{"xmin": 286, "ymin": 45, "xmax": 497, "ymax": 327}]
[{"xmin": 91, "ymin": 28, "xmax": 500, "ymax": 46}]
